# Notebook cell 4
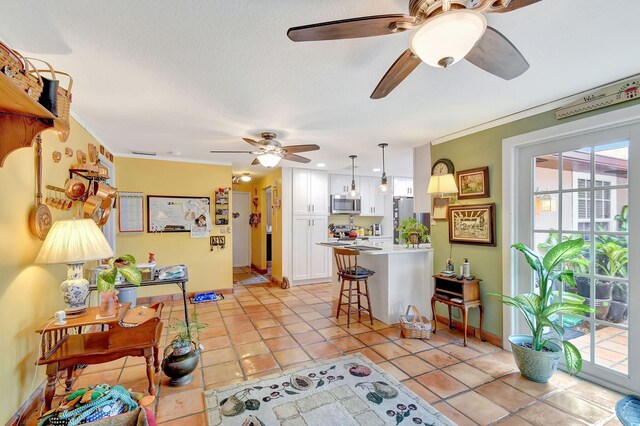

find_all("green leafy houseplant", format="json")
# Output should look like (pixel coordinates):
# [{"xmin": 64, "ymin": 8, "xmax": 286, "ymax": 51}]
[
  {"xmin": 491, "ymin": 238, "xmax": 595, "ymax": 376},
  {"xmin": 169, "ymin": 308, "xmax": 208, "ymax": 349},
  {"xmin": 97, "ymin": 254, "xmax": 142, "ymax": 292},
  {"xmin": 395, "ymin": 217, "xmax": 429, "ymax": 247}
]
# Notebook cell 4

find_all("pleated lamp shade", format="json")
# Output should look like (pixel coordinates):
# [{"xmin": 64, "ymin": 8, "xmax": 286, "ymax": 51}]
[
  {"xmin": 427, "ymin": 174, "xmax": 458, "ymax": 195},
  {"xmin": 35, "ymin": 219, "xmax": 114, "ymax": 264}
]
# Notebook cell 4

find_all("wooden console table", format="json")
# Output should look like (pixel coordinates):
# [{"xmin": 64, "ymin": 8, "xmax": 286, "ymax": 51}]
[
  {"xmin": 431, "ymin": 275, "xmax": 485, "ymax": 347},
  {"xmin": 35, "ymin": 303, "xmax": 163, "ymax": 411}
]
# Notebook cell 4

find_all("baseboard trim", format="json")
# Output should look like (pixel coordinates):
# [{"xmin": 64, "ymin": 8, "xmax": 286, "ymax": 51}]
[
  {"xmin": 434, "ymin": 313, "xmax": 502, "ymax": 348},
  {"xmin": 8, "ymin": 381, "xmax": 45, "ymax": 426},
  {"xmin": 251, "ymin": 263, "xmax": 268, "ymax": 274},
  {"xmin": 136, "ymin": 288, "xmax": 234, "ymax": 305}
]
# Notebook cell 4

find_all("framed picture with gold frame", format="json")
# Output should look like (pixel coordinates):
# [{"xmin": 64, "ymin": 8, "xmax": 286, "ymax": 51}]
[
  {"xmin": 432, "ymin": 197, "xmax": 449, "ymax": 221},
  {"xmin": 448, "ymin": 203, "xmax": 496, "ymax": 246},
  {"xmin": 457, "ymin": 166, "xmax": 490, "ymax": 199}
]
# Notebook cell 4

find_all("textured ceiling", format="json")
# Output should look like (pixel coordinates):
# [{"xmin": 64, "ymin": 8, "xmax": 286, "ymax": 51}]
[{"xmin": 1, "ymin": 0, "xmax": 639, "ymax": 177}]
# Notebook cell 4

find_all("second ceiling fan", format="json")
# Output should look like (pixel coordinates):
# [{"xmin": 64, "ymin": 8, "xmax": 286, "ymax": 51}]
[
  {"xmin": 287, "ymin": 0, "xmax": 539, "ymax": 99},
  {"xmin": 210, "ymin": 132, "xmax": 319, "ymax": 168}
]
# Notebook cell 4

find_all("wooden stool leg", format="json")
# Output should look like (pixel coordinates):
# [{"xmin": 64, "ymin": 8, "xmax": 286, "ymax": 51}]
[
  {"xmin": 364, "ymin": 279, "xmax": 373, "ymax": 325},
  {"xmin": 431, "ymin": 298, "xmax": 437, "ymax": 334},
  {"xmin": 64, "ymin": 366, "xmax": 74, "ymax": 391},
  {"xmin": 145, "ymin": 349, "xmax": 156, "ymax": 395},
  {"xmin": 448, "ymin": 304, "xmax": 453, "ymax": 329},
  {"xmin": 357, "ymin": 280, "xmax": 362, "ymax": 322},
  {"xmin": 462, "ymin": 306, "xmax": 469, "ymax": 347},
  {"xmin": 154, "ymin": 345, "xmax": 161, "ymax": 373},
  {"xmin": 479, "ymin": 304, "xmax": 486, "ymax": 342},
  {"xmin": 347, "ymin": 280, "xmax": 353, "ymax": 328},
  {"xmin": 336, "ymin": 277, "xmax": 346, "ymax": 319},
  {"xmin": 44, "ymin": 363, "xmax": 58, "ymax": 411}
]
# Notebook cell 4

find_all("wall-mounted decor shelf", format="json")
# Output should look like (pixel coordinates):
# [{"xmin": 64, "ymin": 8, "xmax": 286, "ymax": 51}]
[{"xmin": 0, "ymin": 72, "xmax": 70, "ymax": 167}]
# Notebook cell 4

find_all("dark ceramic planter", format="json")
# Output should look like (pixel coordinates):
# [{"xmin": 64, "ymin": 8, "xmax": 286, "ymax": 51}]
[
  {"xmin": 612, "ymin": 283, "xmax": 628, "ymax": 303},
  {"xmin": 576, "ymin": 278, "xmax": 612, "ymax": 300},
  {"xmin": 584, "ymin": 297, "xmax": 611, "ymax": 321},
  {"xmin": 606, "ymin": 300, "xmax": 627, "ymax": 323},
  {"xmin": 162, "ymin": 343, "xmax": 200, "ymax": 386}
]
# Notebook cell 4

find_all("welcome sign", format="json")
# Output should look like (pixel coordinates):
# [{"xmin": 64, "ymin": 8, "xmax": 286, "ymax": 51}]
[{"xmin": 556, "ymin": 77, "xmax": 640, "ymax": 119}]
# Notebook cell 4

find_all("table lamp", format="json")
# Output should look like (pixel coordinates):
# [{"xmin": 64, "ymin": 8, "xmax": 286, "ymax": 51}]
[
  {"xmin": 35, "ymin": 218, "xmax": 114, "ymax": 314},
  {"xmin": 427, "ymin": 173, "xmax": 458, "ymax": 197}
]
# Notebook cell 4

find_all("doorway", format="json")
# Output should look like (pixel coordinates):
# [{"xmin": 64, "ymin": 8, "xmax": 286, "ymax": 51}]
[
  {"xmin": 505, "ymin": 113, "xmax": 640, "ymax": 394},
  {"xmin": 265, "ymin": 187, "xmax": 273, "ymax": 276},
  {"xmin": 232, "ymin": 192, "xmax": 250, "ymax": 268}
]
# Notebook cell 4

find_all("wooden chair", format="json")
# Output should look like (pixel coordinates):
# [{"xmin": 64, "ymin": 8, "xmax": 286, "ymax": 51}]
[
  {"xmin": 334, "ymin": 248, "xmax": 375, "ymax": 328},
  {"xmin": 38, "ymin": 303, "xmax": 164, "ymax": 411}
]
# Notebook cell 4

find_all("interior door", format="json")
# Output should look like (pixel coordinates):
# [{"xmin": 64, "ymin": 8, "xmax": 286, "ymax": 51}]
[
  {"xmin": 515, "ymin": 124, "xmax": 639, "ymax": 392},
  {"xmin": 232, "ymin": 192, "xmax": 250, "ymax": 267}
]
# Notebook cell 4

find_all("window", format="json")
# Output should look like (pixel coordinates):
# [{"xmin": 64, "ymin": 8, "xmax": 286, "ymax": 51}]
[{"xmin": 575, "ymin": 176, "xmax": 614, "ymax": 230}]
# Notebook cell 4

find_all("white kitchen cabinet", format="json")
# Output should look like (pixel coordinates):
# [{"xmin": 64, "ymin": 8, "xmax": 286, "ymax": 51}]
[
  {"xmin": 310, "ymin": 216, "xmax": 330, "ymax": 279},
  {"xmin": 393, "ymin": 176, "xmax": 413, "ymax": 197},
  {"xmin": 330, "ymin": 174, "xmax": 358, "ymax": 195},
  {"xmin": 360, "ymin": 176, "xmax": 384, "ymax": 216},
  {"xmin": 291, "ymin": 216, "xmax": 329, "ymax": 282},
  {"xmin": 293, "ymin": 169, "xmax": 328, "ymax": 215}
]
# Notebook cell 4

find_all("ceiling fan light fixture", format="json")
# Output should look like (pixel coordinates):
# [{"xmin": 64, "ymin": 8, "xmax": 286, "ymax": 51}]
[
  {"xmin": 257, "ymin": 153, "xmax": 282, "ymax": 168},
  {"xmin": 410, "ymin": 10, "xmax": 487, "ymax": 69}
]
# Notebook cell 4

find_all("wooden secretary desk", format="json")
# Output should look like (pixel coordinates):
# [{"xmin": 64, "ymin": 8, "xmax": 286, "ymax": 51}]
[{"xmin": 431, "ymin": 275, "xmax": 485, "ymax": 346}]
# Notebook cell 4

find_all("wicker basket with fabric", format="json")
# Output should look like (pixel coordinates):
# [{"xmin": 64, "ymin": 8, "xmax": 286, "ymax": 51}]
[
  {"xmin": 0, "ymin": 43, "xmax": 43, "ymax": 101},
  {"xmin": 400, "ymin": 305, "xmax": 432, "ymax": 339}
]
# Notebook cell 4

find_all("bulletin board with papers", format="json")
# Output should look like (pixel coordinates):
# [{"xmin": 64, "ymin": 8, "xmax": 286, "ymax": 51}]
[{"xmin": 147, "ymin": 195, "xmax": 212, "ymax": 236}]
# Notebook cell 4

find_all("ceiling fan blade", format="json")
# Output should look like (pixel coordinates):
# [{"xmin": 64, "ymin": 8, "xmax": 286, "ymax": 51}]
[
  {"xmin": 287, "ymin": 15, "xmax": 416, "ymax": 42},
  {"xmin": 283, "ymin": 153, "xmax": 311, "ymax": 164},
  {"xmin": 465, "ymin": 27, "xmax": 529, "ymax": 80},
  {"xmin": 210, "ymin": 150, "xmax": 253, "ymax": 153},
  {"xmin": 251, "ymin": 158, "xmax": 261, "ymax": 166},
  {"xmin": 370, "ymin": 49, "xmax": 422, "ymax": 99},
  {"xmin": 242, "ymin": 138, "xmax": 266, "ymax": 149},
  {"xmin": 282, "ymin": 144, "xmax": 320, "ymax": 153},
  {"xmin": 485, "ymin": 0, "xmax": 542, "ymax": 14}
]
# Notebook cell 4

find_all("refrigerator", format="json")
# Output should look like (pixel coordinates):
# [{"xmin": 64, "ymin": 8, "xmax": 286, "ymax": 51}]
[{"xmin": 393, "ymin": 197, "xmax": 430, "ymax": 244}]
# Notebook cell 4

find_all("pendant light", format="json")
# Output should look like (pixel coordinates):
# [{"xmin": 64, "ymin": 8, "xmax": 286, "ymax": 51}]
[
  {"xmin": 378, "ymin": 143, "xmax": 389, "ymax": 193},
  {"xmin": 348, "ymin": 155, "xmax": 359, "ymax": 199}
]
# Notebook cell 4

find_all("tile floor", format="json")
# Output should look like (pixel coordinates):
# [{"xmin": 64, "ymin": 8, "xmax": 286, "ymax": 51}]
[{"xmin": 31, "ymin": 282, "xmax": 625, "ymax": 426}]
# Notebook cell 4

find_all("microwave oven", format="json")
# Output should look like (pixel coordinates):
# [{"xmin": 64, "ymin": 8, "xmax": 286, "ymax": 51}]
[{"xmin": 330, "ymin": 194, "xmax": 361, "ymax": 215}]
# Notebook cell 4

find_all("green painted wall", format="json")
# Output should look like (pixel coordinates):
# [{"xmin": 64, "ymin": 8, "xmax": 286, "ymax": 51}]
[{"xmin": 430, "ymin": 97, "xmax": 640, "ymax": 338}]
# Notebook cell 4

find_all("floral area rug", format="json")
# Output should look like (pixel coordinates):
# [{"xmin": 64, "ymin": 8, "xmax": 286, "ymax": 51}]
[{"xmin": 204, "ymin": 353, "xmax": 454, "ymax": 426}]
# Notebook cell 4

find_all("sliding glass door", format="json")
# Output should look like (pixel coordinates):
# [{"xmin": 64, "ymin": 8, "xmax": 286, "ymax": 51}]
[{"xmin": 514, "ymin": 123, "xmax": 639, "ymax": 392}]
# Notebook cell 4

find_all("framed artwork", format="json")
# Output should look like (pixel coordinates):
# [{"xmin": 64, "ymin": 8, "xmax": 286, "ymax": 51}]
[
  {"xmin": 432, "ymin": 197, "xmax": 449, "ymax": 221},
  {"xmin": 147, "ymin": 195, "xmax": 211, "ymax": 233},
  {"xmin": 457, "ymin": 166, "xmax": 490, "ymax": 199},
  {"xmin": 448, "ymin": 203, "xmax": 496, "ymax": 246}
]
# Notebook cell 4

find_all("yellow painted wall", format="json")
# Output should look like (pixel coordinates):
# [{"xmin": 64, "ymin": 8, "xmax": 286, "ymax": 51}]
[
  {"xmin": 0, "ymin": 119, "xmax": 102, "ymax": 423},
  {"xmin": 115, "ymin": 158, "xmax": 233, "ymax": 297},
  {"xmin": 232, "ymin": 168, "xmax": 283, "ymax": 282}
]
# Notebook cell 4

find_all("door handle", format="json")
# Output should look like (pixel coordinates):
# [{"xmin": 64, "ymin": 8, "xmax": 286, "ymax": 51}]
[{"xmin": 312, "ymin": 204, "xmax": 315, "ymax": 212}]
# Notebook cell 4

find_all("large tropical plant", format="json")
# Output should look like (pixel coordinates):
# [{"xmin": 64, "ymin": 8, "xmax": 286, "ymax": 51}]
[{"xmin": 490, "ymin": 238, "xmax": 595, "ymax": 375}]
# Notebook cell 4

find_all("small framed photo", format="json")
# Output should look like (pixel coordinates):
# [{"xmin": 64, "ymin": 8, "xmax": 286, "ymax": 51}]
[
  {"xmin": 457, "ymin": 166, "xmax": 489, "ymax": 199},
  {"xmin": 432, "ymin": 197, "xmax": 449, "ymax": 221},
  {"xmin": 448, "ymin": 203, "xmax": 496, "ymax": 246}
]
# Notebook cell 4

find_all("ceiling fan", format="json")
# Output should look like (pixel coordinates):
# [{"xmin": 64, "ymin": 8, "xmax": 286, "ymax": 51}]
[
  {"xmin": 287, "ymin": 0, "xmax": 539, "ymax": 99},
  {"xmin": 210, "ymin": 132, "xmax": 320, "ymax": 168}
]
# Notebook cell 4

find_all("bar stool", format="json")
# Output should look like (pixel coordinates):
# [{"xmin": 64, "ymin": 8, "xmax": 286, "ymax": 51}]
[{"xmin": 334, "ymin": 247, "xmax": 375, "ymax": 328}]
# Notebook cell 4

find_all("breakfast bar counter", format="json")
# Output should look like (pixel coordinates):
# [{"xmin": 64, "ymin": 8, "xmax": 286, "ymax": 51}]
[{"xmin": 318, "ymin": 241, "xmax": 434, "ymax": 324}]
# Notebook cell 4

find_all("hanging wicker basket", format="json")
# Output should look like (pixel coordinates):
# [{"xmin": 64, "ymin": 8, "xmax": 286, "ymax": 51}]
[{"xmin": 0, "ymin": 43, "xmax": 43, "ymax": 101}]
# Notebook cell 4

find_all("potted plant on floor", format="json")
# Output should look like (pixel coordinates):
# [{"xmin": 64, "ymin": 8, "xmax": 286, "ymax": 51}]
[
  {"xmin": 396, "ymin": 217, "xmax": 429, "ymax": 248},
  {"xmin": 491, "ymin": 238, "xmax": 595, "ymax": 382},
  {"xmin": 162, "ymin": 308, "xmax": 207, "ymax": 386},
  {"xmin": 97, "ymin": 254, "xmax": 142, "ymax": 317}
]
